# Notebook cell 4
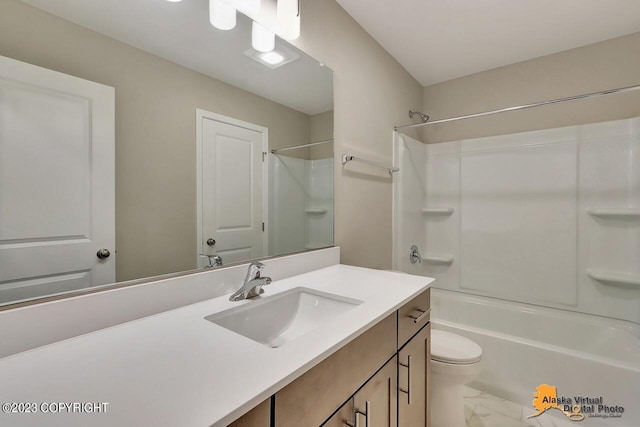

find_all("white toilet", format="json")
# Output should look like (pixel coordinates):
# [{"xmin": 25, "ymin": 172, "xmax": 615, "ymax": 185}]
[{"xmin": 430, "ymin": 330, "xmax": 483, "ymax": 427}]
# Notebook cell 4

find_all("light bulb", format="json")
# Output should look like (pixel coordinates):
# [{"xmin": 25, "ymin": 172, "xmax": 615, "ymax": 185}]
[
  {"xmin": 259, "ymin": 51, "xmax": 285, "ymax": 65},
  {"xmin": 252, "ymin": 21, "xmax": 275, "ymax": 53},
  {"xmin": 276, "ymin": 0, "xmax": 300, "ymax": 40},
  {"xmin": 210, "ymin": 0, "xmax": 236, "ymax": 30}
]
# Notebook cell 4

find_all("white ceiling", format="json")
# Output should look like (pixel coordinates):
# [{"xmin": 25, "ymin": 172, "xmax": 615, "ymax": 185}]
[
  {"xmin": 336, "ymin": 0, "xmax": 640, "ymax": 86},
  {"xmin": 20, "ymin": 0, "xmax": 333, "ymax": 115}
]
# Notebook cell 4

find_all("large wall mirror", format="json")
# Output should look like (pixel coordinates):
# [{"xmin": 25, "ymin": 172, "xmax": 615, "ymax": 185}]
[{"xmin": 0, "ymin": 0, "xmax": 334, "ymax": 307}]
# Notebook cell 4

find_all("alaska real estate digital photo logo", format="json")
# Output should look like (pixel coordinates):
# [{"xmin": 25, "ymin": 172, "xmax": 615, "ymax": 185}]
[{"xmin": 527, "ymin": 384, "xmax": 625, "ymax": 422}]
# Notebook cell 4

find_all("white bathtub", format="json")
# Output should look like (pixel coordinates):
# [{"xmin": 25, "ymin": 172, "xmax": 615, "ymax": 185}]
[{"xmin": 431, "ymin": 289, "xmax": 640, "ymax": 427}]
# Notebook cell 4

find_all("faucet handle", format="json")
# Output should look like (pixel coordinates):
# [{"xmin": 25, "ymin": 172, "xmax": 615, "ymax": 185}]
[
  {"xmin": 199, "ymin": 254, "xmax": 223, "ymax": 268},
  {"xmin": 199, "ymin": 254, "xmax": 212, "ymax": 268},
  {"xmin": 244, "ymin": 261, "xmax": 266, "ymax": 283},
  {"xmin": 251, "ymin": 261, "xmax": 265, "ymax": 274}
]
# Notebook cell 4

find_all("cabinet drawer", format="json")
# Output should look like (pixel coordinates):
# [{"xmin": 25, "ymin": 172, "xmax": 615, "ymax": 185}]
[{"xmin": 398, "ymin": 288, "xmax": 430, "ymax": 349}]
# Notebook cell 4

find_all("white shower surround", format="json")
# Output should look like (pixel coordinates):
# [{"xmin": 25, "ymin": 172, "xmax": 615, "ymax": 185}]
[
  {"xmin": 394, "ymin": 117, "xmax": 640, "ymax": 324},
  {"xmin": 393, "ymin": 117, "xmax": 640, "ymax": 426},
  {"xmin": 269, "ymin": 155, "xmax": 334, "ymax": 256}
]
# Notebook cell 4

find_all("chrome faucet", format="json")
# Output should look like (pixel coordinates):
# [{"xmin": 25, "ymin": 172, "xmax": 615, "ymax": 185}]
[
  {"xmin": 229, "ymin": 262, "xmax": 272, "ymax": 301},
  {"xmin": 200, "ymin": 254, "xmax": 223, "ymax": 268}
]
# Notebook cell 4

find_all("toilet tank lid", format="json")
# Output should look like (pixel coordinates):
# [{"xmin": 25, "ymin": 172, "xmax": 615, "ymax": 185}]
[{"xmin": 431, "ymin": 330, "xmax": 482, "ymax": 364}]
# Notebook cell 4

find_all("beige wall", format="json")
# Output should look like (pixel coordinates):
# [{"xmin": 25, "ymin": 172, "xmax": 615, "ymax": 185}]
[
  {"xmin": 7, "ymin": 1, "xmax": 632, "ymax": 276},
  {"xmin": 0, "ymin": 0, "xmax": 313, "ymax": 281},
  {"xmin": 422, "ymin": 32, "xmax": 640, "ymax": 143},
  {"xmin": 294, "ymin": 0, "xmax": 423, "ymax": 268},
  {"xmin": 1, "ymin": 0, "xmax": 426, "ymax": 275},
  {"xmin": 310, "ymin": 110, "xmax": 334, "ymax": 159}
]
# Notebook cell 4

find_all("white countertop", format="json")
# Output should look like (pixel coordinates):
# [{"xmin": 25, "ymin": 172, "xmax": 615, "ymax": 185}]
[{"xmin": 0, "ymin": 265, "xmax": 432, "ymax": 427}]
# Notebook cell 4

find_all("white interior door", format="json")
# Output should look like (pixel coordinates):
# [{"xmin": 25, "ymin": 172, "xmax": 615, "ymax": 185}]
[
  {"xmin": 0, "ymin": 55, "xmax": 115, "ymax": 305},
  {"xmin": 197, "ymin": 110, "xmax": 267, "ymax": 266}
]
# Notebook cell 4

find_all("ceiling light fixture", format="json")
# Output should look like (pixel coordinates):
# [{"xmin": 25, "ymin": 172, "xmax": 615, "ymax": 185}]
[
  {"xmin": 244, "ymin": 44, "xmax": 300, "ymax": 69},
  {"xmin": 233, "ymin": 0, "xmax": 261, "ymax": 15},
  {"xmin": 276, "ymin": 0, "xmax": 300, "ymax": 40},
  {"xmin": 252, "ymin": 21, "xmax": 275, "ymax": 52},
  {"xmin": 259, "ymin": 51, "xmax": 284, "ymax": 65},
  {"xmin": 210, "ymin": 0, "xmax": 237, "ymax": 30},
  {"xmin": 208, "ymin": 0, "xmax": 300, "ymax": 54}
]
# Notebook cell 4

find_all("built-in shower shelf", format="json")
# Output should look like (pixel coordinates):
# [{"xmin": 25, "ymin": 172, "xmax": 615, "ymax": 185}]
[
  {"xmin": 421, "ymin": 207, "xmax": 454, "ymax": 216},
  {"xmin": 422, "ymin": 255, "xmax": 454, "ymax": 264},
  {"xmin": 305, "ymin": 209, "xmax": 328, "ymax": 214},
  {"xmin": 586, "ymin": 208, "xmax": 640, "ymax": 219},
  {"xmin": 586, "ymin": 269, "xmax": 640, "ymax": 288}
]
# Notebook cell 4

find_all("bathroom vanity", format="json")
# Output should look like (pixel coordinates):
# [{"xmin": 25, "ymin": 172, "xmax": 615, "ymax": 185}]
[
  {"xmin": 0, "ymin": 249, "xmax": 433, "ymax": 427},
  {"xmin": 274, "ymin": 288, "xmax": 431, "ymax": 427}
]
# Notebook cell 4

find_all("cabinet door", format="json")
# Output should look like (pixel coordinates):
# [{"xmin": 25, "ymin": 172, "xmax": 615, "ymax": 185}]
[
  {"xmin": 398, "ymin": 323, "xmax": 430, "ymax": 427},
  {"xmin": 228, "ymin": 398, "xmax": 270, "ymax": 427},
  {"xmin": 322, "ymin": 398, "xmax": 354, "ymax": 427},
  {"xmin": 353, "ymin": 356, "xmax": 397, "ymax": 427},
  {"xmin": 275, "ymin": 314, "xmax": 396, "ymax": 427}
]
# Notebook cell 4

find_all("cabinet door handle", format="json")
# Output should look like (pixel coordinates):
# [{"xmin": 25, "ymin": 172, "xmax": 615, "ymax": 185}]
[
  {"xmin": 358, "ymin": 401, "xmax": 370, "ymax": 427},
  {"xmin": 408, "ymin": 308, "xmax": 430, "ymax": 324},
  {"xmin": 346, "ymin": 401, "xmax": 370, "ymax": 427},
  {"xmin": 399, "ymin": 354, "xmax": 412, "ymax": 405}
]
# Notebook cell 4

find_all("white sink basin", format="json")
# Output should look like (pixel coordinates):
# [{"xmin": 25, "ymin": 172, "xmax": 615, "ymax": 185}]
[{"xmin": 205, "ymin": 287, "xmax": 363, "ymax": 348}]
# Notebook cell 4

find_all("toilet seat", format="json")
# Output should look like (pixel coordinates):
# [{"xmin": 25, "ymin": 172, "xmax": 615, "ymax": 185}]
[{"xmin": 431, "ymin": 330, "xmax": 482, "ymax": 364}]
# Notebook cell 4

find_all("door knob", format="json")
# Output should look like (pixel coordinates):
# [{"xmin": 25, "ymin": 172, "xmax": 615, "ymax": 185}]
[
  {"xmin": 206, "ymin": 238, "xmax": 216, "ymax": 247},
  {"xmin": 97, "ymin": 248, "xmax": 111, "ymax": 259},
  {"xmin": 409, "ymin": 245, "xmax": 422, "ymax": 264}
]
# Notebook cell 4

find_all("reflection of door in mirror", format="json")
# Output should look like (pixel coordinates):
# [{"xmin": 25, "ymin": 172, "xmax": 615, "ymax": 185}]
[
  {"xmin": 0, "ymin": 55, "xmax": 115, "ymax": 305},
  {"xmin": 196, "ymin": 110, "xmax": 267, "ymax": 267}
]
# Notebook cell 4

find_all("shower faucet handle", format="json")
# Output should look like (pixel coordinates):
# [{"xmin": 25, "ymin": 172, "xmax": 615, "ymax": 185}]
[{"xmin": 409, "ymin": 245, "xmax": 422, "ymax": 264}]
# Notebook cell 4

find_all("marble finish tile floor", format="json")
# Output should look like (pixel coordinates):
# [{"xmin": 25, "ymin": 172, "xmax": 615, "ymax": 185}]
[{"xmin": 463, "ymin": 386, "xmax": 576, "ymax": 427}]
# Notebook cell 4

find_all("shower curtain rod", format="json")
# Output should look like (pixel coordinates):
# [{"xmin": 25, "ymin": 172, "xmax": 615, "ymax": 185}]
[
  {"xmin": 270, "ymin": 138, "xmax": 334, "ymax": 154},
  {"xmin": 394, "ymin": 83, "xmax": 640, "ymax": 131}
]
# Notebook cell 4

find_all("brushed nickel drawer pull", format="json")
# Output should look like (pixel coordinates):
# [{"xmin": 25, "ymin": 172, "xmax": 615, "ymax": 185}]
[
  {"xmin": 345, "ymin": 401, "xmax": 370, "ymax": 427},
  {"xmin": 408, "ymin": 308, "xmax": 430, "ymax": 324},
  {"xmin": 399, "ymin": 355, "xmax": 412, "ymax": 405}
]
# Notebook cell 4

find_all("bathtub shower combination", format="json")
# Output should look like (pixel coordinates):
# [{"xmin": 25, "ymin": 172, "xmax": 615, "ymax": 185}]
[{"xmin": 393, "ymin": 116, "xmax": 640, "ymax": 427}]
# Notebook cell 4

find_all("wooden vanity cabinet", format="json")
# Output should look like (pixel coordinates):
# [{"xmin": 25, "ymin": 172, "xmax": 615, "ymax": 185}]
[
  {"xmin": 322, "ymin": 356, "xmax": 397, "ymax": 427},
  {"xmin": 398, "ymin": 289, "xmax": 430, "ymax": 348},
  {"xmin": 228, "ymin": 398, "xmax": 270, "ymax": 427},
  {"xmin": 322, "ymin": 398, "xmax": 354, "ymax": 427},
  {"xmin": 274, "ymin": 314, "xmax": 397, "ymax": 427},
  {"xmin": 228, "ymin": 288, "xmax": 431, "ymax": 427},
  {"xmin": 353, "ymin": 356, "xmax": 398, "ymax": 427},
  {"xmin": 396, "ymin": 288, "xmax": 431, "ymax": 427},
  {"xmin": 398, "ymin": 323, "xmax": 430, "ymax": 427}
]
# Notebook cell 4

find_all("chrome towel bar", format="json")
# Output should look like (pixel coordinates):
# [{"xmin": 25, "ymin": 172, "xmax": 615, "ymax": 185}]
[{"xmin": 342, "ymin": 154, "xmax": 399, "ymax": 175}]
